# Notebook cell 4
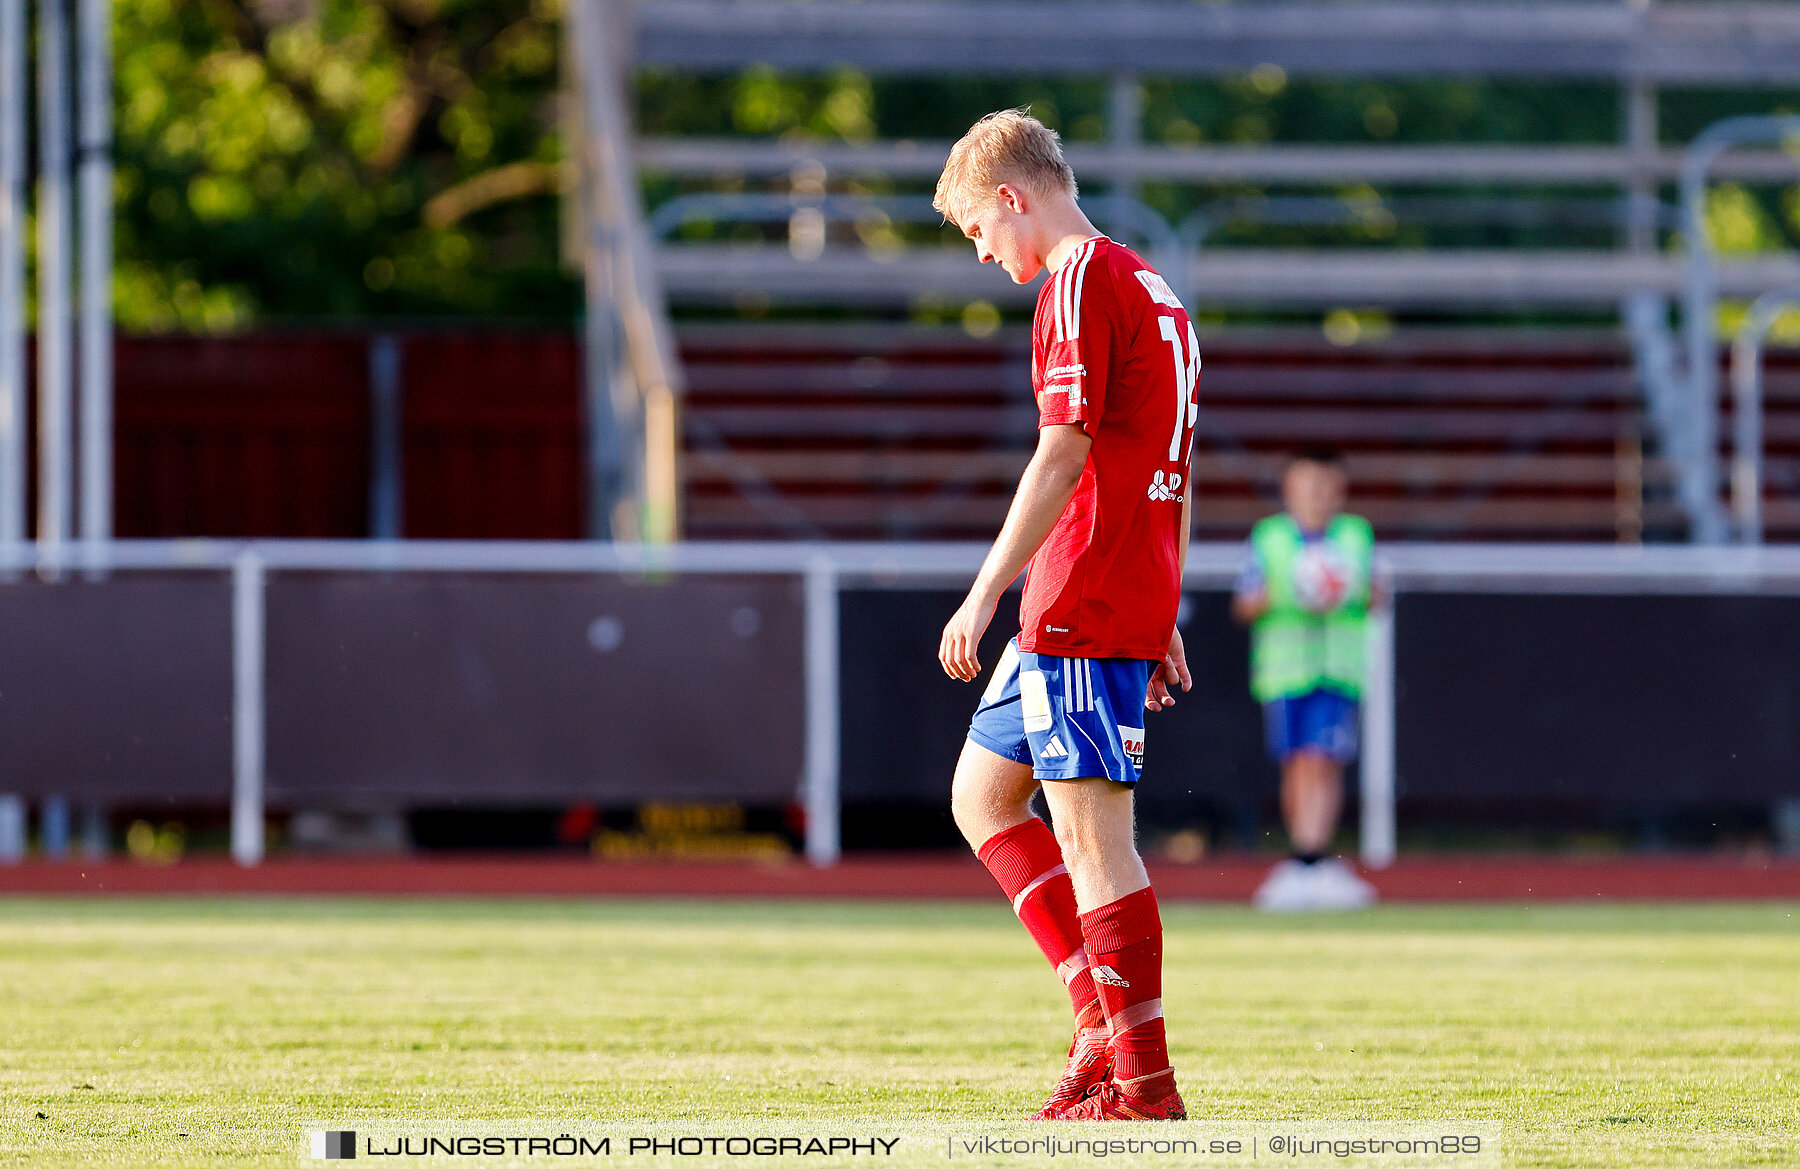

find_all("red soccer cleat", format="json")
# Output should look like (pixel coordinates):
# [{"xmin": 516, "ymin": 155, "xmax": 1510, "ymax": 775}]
[
  {"xmin": 1029, "ymin": 1027, "xmax": 1113, "ymax": 1120},
  {"xmin": 1052, "ymin": 1070, "xmax": 1186, "ymax": 1121}
]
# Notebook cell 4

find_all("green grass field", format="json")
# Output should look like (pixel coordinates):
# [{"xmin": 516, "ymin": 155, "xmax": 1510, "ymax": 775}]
[{"xmin": 1, "ymin": 898, "xmax": 1795, "ymax": 1168}]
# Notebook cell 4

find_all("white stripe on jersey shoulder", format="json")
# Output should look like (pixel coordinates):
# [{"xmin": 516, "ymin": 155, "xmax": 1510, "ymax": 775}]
[
  {"xmin": 1054, "ymin": 262, "xmax": 1069, "ymax": 343},
  {"xmin": 1056, "ymin": 259, "xmax": 1068, "ymax": 343},
  {"xmin": 1060, "ymin": 251, "xmax": 1079, "ymax": 343},
  {"xmin": 1062, "ymin": 240, "xmax": 1090, "ymax": 343},
  {"xmin": 1049, "ymin": 236, "xmax": 1104, "ymax": 344},
  {"xmin": 1068, "ymin": 241, "xmax": 1098, "ymax": 341}
]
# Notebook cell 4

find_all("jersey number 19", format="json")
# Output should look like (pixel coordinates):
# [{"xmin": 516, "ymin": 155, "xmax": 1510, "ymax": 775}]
[{"xmin": 1157, "ymin": 314, "xmax": 1201, "ymax": 463}]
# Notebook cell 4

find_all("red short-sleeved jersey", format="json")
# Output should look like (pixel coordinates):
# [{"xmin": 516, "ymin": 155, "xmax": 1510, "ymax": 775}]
[{"xmin": 1019, "ymin": 236, "xmax": 1200, "ymax": 661}]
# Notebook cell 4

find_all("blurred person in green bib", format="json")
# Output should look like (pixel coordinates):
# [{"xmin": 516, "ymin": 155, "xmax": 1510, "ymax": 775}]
[{"xmin": 1232, "ymin": 450, "xmax": 1382, "ymax": 911}]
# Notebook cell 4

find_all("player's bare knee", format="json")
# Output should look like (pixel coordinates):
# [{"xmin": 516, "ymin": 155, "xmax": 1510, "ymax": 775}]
[
  {"xmin": 951, "ymin": 763, "xmax": 1033, "ymax": 850},
  {"xmin": 949, "ymin": 786, "xmax": 994, "ymax": 849},
  {"xmin": 1050, "ymin": 815, "xmax": 1121, "ymax": 871}
]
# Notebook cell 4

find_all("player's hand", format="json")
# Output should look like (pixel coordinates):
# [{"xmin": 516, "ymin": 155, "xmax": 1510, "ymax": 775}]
[
  {"xmin": 1146, "ymin": 627, "xmax": 1192, "ymax": 711},
  {"xmin": 939, "ymin": 593, "xmax": 998, "ymax": 682},
  {"xmin": 1230, "ymin": 588, "xmax": 1270, "ymax": 625}
]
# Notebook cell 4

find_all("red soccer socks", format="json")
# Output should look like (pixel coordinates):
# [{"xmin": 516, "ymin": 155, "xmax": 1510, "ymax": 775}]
[
  {"xmin": 978, "ymin": 827, "xmax": 1179, "ymax": 1118},
  {"xmin": 1078, "ymin": 886, "xmax": 1172, "ymax": 1086},
  {"xmin": 976, "ymin": 819, "xmax": 1102, "ymax": 1024}
]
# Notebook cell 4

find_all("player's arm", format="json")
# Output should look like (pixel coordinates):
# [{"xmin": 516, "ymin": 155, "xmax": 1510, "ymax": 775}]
[
  {"xmin": 1178, "ymin": 470, "xmax": 1192, "ymax": 572},
  {"xmin": 939, "ymin": 423, "xmax": 1092, "ymax": 681},
  {"xmin": 1147, "ymin": 474, "xmax": 1195, "ymax": 710},
  {"xmin": 1231, "ymin": 591, "xmax": 1270, "ymax": 624},
  {"xmin": 1231, "ymin": 535, "xmax": 1270, "ymax": 625}
]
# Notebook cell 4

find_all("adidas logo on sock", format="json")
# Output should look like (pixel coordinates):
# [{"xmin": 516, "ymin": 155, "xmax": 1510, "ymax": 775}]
[
  {"xmin": 1092, "ymin": 964, "xmax": 1130, "ymax": 987},
  {"xmin": 1040, "ymin": 735, "xmax": 1069, "ymax": 759}
]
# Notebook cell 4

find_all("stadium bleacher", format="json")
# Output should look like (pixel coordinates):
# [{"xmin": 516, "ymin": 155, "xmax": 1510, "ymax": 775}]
[
  {"xmin": 681, "ymin": 322, "xmax": 1720, "ymax": 543},
  {"xmin": 1748, "ymin": 345, "xmax": 1800, "ymax": 538},
  {"xmin": 108, "ymin": 328, "xmax": 1800, "ymax": 545}
]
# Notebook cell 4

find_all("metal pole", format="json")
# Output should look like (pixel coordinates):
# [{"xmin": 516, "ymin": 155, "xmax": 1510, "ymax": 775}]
[
  {"xmin": 1730, "ymin": 316, "xmax": 1765, "ymax": 545},
  {"xmin": 232, "ymin": 549, "xmax": 265, "ymax": 865},
  {"xmin": 1108, "ymin": 71, "xmax": 1141, "ymax": 204},
  {"xmin": 1729, "ymin": 288, "xmax": 1800, "ymax": 545},
  {"xmin": 79, "ymin": 799, "xmax": 106, "ymax": 858},
  {"xmin": 572, "ymin": 0, "xmax": 684, "ymax": 543},
  {"xmin": 1679, "ymin": 187, "xmax": 1722, "ymax": 544},
  {"xmin": 1358, "ymin": 603, "xmax": 1396, "ymax": 869},
  {"xmin": 569, "ymin": 1, "xmax": 626, "ymax": 541},
  {"xmin": 40, "ymin": 793, "xmax": 69, "ymax": 859},
  {"xmin": 36, "ymin": 0, "xmax": 73, "ymax": 577},
  {"xmin": 368, "ymin": 334, "xmax": 403, "ymax": 539},
  {"xmin": 76, "ymin": 0, "xmax": 110, "ymax": 551},
  {"xmin": 0, "ymin": 0, "xmax": 26, "ymax": 555},
  {"xmin": 803, "ymin": 555, "xmax": 841, "ymax": 866},
  {"xmin": 580, "ymin": 233, "xmax": 627, "ymax": 540},
  {"xmin": 1677, "ymin": 115, "xmax": 1800, "ymax": 545},
  {"xmin": 0, "ymin": 792, "xmax": 23, "ymax": 862},
  {"xmin": 1623, "ymin": 79, "xmax": 1657, "ymax": 254}
]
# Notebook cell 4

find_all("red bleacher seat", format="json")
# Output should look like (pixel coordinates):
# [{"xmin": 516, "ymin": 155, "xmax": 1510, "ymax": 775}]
[{"xmin": 680, "ymin": 323, "xmax": 1696, "ymax": 543}]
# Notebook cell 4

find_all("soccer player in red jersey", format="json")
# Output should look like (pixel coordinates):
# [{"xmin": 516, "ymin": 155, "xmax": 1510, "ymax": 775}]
[{"xmin": 933, "ymin": 110, "xmax": 1199, "ymax": 1122}]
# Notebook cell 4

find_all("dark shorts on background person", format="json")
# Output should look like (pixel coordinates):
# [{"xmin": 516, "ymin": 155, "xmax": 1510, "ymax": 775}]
[
  {"xmin": 1264, "ymin": 687, "xmax": 1359, "ymax": 763},
  {"xmin": 967, "ymin": 638, "xmax": 1154, "ymax": 785}
]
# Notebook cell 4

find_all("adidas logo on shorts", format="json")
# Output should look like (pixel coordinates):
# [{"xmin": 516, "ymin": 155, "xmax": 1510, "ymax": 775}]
[{"xmin": 1039, "ymin": 735, "xmax": 1069, "ymax": 759}]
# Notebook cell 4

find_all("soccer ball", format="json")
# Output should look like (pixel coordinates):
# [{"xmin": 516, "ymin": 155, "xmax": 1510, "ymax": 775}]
[{"xmin": 1292, "ymin": 542, "xmax": 1359, "ymax": 613}]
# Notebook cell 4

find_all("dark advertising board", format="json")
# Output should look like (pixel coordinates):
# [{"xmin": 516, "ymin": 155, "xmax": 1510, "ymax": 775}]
[
  {"xmin": 0, "ymin": 574, "xmax": 234, "ymax": 801},
  {"xmin": 264, "ymin": 573, "xmax": 805, "ymax": 805}
]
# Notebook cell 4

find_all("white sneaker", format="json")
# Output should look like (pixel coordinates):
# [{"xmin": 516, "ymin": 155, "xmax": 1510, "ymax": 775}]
[
  {"xmin": 1252, "ymin": 859, "xmax": 1318, "ymax": 912},
  {"xmin": 1306, "ymin": 857, "xmax": 1378, "ymax": 910}
]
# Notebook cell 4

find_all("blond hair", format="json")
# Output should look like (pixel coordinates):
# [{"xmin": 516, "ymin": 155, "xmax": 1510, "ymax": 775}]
[{"xmin": 933, "ymin": 109, "xmax": 1078, "ymax": 225}]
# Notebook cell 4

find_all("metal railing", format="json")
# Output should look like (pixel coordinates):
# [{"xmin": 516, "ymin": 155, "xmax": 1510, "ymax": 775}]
[
  {"xmin": 651, "ymin": 189, "xmax": 1677, "ymax": 312},
  {"xmin": 1625, "ymin": 116, "xmax": 1800, "ymax": 545},
  {"xmin": 1678, "ymin": 116, "xmax": 1800, "ymax": 544},
  {"xmin": 632, "ymin": 1, "xmax": 1800, "ymax": 84},
  {"xmin": 9, "ymin": 538, "xmax": 1800, "ymax": 871},
  {"xmin": 1729, "ymin": 287, "xmax": 1800, "ymax": 544}
]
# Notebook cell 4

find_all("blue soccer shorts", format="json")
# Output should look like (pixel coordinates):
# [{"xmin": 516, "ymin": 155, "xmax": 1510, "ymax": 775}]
[
  {"xmin": 1264, "ymin": 687, "xmax": 1360, "ymax": 764},
  {"xmin": 967, "ymin": 638, "xmax": 1154, "ymax": 785}
]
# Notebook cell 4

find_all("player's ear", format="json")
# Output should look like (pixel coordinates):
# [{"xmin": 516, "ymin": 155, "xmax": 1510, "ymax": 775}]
[{"xmin": 996, "ymin": 182, "xmax": 1028, "ymax": 216}]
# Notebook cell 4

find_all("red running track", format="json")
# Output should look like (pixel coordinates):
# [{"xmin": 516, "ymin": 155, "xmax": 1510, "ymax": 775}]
[{"xmin": 1, "ymin": 853, "xmax": 1798, "ymax": 900}]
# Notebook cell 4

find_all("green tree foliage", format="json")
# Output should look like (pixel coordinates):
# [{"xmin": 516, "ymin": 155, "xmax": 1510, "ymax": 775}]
[
  {"xmin": 114, "ymin": 0, "xmax": 574, "ymax": 331},
  {"xmin": 104, "ymin": 1, "xmax": 1800, "ymax": 331}
]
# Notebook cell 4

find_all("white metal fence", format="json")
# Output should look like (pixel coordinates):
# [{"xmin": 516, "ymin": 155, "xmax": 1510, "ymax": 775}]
[{"xmin": 8, "ymin": 538, "xmax": 1800, "ymax": 869}]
